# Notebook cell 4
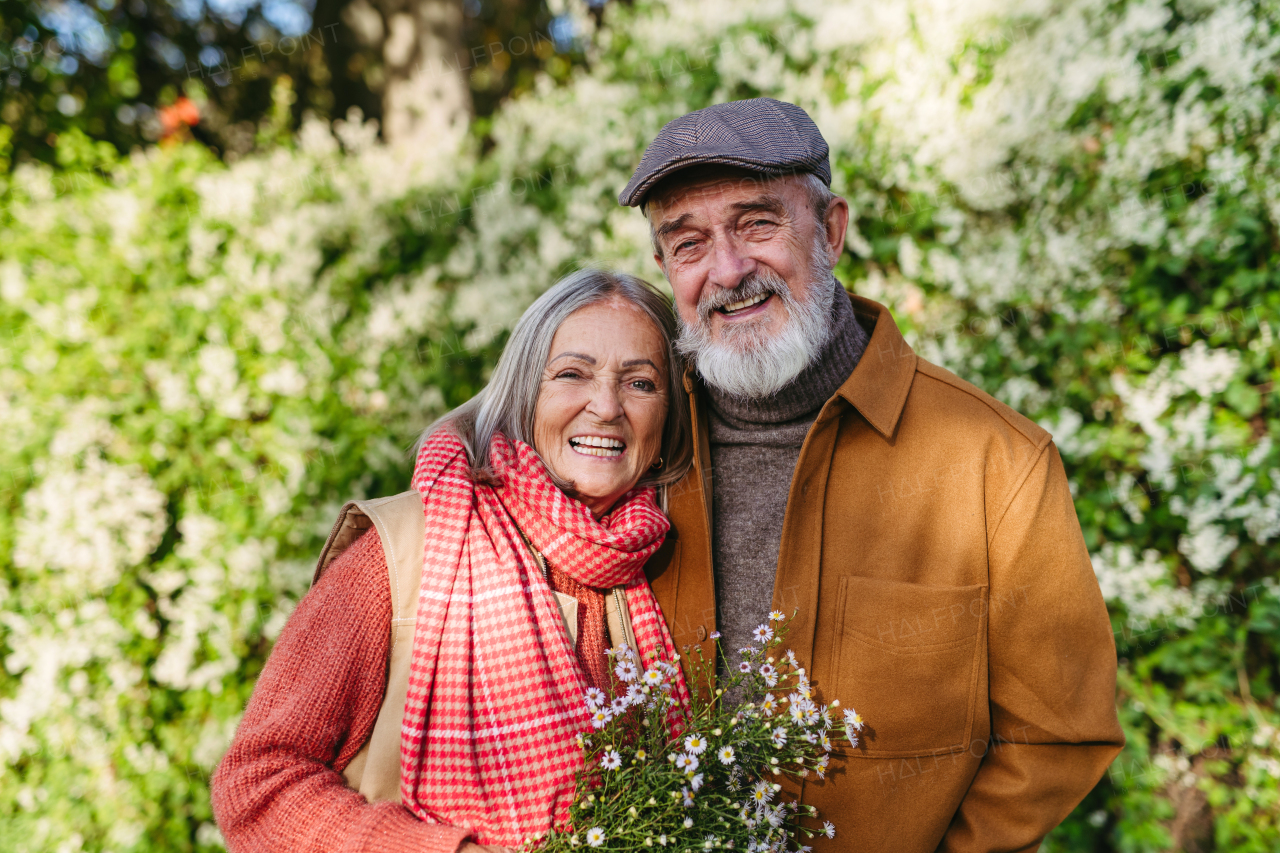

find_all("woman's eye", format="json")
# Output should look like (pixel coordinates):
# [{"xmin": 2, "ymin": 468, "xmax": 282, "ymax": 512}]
[
  {"xmin": 630, "ymin": 379, "xmax": 657, "ymax": 393},
  {"xmin": 555, "ymin": 370, "xmax": 583, "ymax": 380}
]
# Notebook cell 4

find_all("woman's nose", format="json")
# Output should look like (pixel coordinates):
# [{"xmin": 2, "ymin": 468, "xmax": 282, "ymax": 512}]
[{"xmin": 584, "ymin": 381, "xmax": 625, "ymax": 421}]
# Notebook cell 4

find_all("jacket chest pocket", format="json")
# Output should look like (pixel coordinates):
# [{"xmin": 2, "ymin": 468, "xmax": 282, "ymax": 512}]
[{"xmin": 833, "ymin": 575, "xmax": 986, "ymax": 758}]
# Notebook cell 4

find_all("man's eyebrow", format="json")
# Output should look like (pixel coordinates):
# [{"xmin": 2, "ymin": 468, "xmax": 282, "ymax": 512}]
[
  {"xmin": 730, "ymin": 195, "xmax": 787, "ymax": 216},
  {"xmin": 654, "ymin": 213, "xmax": 695, "ymax": 242},
  {"xmin": 549, "ymin": 352, "xmax": 596, "ymax": 364},
  {"xmin": 621, "ymin": 358, "xmax": 659, "ymax": 369}
]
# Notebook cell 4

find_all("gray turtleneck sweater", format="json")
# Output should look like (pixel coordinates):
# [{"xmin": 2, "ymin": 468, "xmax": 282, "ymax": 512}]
[{"xmin": 705, "ymin": 286, "xmax": 869, "ymax": 662}]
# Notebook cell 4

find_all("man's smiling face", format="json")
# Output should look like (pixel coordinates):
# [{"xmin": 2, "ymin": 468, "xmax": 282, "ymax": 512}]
[{"xmin": 646, "ymin": 169, "xmax": 849, "ymax": 398}]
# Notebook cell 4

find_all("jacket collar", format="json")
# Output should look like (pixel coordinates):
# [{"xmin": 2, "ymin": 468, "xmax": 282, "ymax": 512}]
[
  {"xmin": 680, "ymin": 294, "xmax": 915, "ymax": 440},
  {"xmin": 836, "ymin": 295, "xmax": 916, "ymax": 439}
]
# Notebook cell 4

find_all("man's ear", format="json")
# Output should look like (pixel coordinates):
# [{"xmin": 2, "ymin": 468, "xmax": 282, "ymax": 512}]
[{"xmin": 824, "ymin": 196, "xmax": 850, "ymax": 264}]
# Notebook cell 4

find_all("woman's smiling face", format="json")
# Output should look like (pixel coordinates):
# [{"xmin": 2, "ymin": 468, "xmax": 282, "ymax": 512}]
[{"xmin": 533, "ymin": 298, "xmax": 669, "ymax": 519}]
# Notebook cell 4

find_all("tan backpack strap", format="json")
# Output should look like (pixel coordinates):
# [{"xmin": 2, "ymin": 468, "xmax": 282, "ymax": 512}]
[
  {"xmin": 351, "ymin": 491, "xmax": 427, "ymax": 625},
  {"xmin": 313, "ymin": 501, "xmax": 374, "ymax": 587},
  {"xmin": 606, "ymin": 585, "xmax": 638, "ymax": 655},
  {"xmin": 311, "ymin": 491, "xmax": 425, "ymax": 803}
]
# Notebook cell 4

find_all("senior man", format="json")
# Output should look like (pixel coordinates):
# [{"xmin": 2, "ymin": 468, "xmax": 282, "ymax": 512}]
[{"xmin": 621, "ymin": 98, "xmax": 1124, "ymax": 852}]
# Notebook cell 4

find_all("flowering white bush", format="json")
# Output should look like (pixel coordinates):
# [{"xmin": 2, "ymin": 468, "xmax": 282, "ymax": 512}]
[{"xmin": 2, "ymin": 0, "xmax": 1279, "ymax": 850}]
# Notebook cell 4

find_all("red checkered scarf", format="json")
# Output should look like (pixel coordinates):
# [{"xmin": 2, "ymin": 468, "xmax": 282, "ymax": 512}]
[{"xmin": 400, "ymin": 429, "xmax": 689, "ymax": 845}]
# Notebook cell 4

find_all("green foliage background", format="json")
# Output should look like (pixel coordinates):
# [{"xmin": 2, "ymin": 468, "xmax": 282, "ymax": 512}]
[{"xmin": 2, "ymin": 1, "xmax": 1279, "ymax": 851}]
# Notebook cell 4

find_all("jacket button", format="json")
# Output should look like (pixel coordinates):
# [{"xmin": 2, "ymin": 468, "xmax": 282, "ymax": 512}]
[{"xmin": 696, "ymin": 626, "xmax": 707, "ymax": 641}]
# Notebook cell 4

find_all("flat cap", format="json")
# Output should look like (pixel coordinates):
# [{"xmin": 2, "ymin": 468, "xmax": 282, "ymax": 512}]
[{"xmin": 619, "ymin": 97, "xmax": 831, "ymax": 207}]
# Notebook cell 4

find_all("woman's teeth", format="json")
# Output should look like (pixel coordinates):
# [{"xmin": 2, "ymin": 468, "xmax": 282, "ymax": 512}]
[
  {"xmin": 570, "ymin": 436, "xmax": 625, "ymax": 457},
  {"xmin": 719, "ymin": 293, "xmax": 769, "ymax": 314}
]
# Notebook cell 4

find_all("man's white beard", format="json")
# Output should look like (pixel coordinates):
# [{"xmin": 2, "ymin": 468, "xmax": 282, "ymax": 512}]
[{"xmin": 677, "ymin": 241, "xmax": 836, "ymax": 400}]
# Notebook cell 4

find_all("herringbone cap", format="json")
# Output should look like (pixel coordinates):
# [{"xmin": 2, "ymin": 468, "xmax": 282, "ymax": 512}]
[{"xmin": 619, "ymin": 97, "xmax": 831, "ymax": 207}]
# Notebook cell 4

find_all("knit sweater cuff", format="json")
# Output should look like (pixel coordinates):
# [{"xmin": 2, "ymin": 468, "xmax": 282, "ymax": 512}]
[{"xmin": 354, "ymin": 804, "xmax": 473, "ymax": 853}]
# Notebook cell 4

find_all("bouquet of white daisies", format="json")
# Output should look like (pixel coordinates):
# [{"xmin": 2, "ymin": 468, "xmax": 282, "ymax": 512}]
[{"xmin": 532, "ymin": 612, "xmax": 864, "ymax": 852}]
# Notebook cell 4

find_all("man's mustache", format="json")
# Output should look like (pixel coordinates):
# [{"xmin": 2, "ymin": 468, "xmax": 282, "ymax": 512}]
[{"xmin": 694, "ymin": 272, "xmax": 787, "ymax": 323}]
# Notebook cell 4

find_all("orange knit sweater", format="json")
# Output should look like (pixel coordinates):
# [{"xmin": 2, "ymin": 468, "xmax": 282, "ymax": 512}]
[{"xmin": 211, "ymin": 526, "xmax": 610, "ymax": 852}]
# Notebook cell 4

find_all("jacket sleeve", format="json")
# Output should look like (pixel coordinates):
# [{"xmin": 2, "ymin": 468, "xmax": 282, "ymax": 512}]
[
  {"xmin": 210, "ymin": 527, "xmax": 472, "ymax": 853},
  {"xmin": 939, "ymin": 441, "xmax": 1125, "ymax": 853}
]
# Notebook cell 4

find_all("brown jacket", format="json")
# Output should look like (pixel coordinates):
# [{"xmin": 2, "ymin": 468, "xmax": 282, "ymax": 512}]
[{"xmin": 645, "ymin": 295, "xmax": 1124, "ymax": 853}]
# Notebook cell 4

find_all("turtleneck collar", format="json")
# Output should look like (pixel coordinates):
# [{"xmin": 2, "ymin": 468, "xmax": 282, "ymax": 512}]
[{"xmin": 703, "ymin": 282, "xmax": 869, "ymax": 434}]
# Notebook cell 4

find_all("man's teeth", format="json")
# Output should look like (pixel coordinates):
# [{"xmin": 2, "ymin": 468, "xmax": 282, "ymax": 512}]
[
  {"xmin": 570, "ymin": 436, "xmax": 625, "ymax": 456},
  {"xmin": 720, "ymin": 293, "xmax": 769, "ymax": 314}
]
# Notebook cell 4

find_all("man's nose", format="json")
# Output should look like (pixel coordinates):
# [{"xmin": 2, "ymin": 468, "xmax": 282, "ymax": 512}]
[
  {"xmin": 706, "ymin": 235, "xmax": 755, "ymax": 291},
  {"xmin": 584, "ymin": 381, "xmax": 625, "ymax": 421}
]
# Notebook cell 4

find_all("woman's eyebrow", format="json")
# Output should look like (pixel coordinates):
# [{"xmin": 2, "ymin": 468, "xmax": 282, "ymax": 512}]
[
  {"xmin": 622, "ymin": 358, "xmax": 658, "ymax": 369},
  {"xmin": 549, "ymin": 352, "xmax": 596, "ymax": 364}
]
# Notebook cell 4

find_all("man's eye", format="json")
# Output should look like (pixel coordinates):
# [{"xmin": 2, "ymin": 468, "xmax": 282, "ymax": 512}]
[{"xmin": 675, "ymin": 239, "xmax": 698, "ymax": 253}]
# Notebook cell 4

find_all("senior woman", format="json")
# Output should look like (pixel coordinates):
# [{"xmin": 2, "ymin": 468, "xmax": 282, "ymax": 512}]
[{"xmin": 212, "ymin": 270, "xmax": 693, "ymax": 853}]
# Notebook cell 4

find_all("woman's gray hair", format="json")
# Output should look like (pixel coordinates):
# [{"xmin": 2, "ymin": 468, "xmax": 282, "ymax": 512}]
[{"xmin": 417, "ymin": 269, "xmax": 694, "ymax": 491}]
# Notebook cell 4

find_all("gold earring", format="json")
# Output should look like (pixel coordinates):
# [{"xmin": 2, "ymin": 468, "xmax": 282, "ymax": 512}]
[{"xmin": 651, "ymin": 457, "xmax": 664, "ymax": 470}]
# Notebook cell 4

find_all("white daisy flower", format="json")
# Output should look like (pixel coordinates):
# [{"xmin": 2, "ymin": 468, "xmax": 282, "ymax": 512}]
[
  {"xmin": 642, "ymin": 668, "xmax": 663, "ymax": 686},
  {"xmin": 752, "ymin": 625, "xmax": 774, "ymax": 643},
  {"xmin": 760, "ymin": 693, "xmax": 776, "ymax": 716},
  {"xmin": 590, "ymin": 709, "xmax": 611, "ymax": 729},
  {"xmin": 584, "ymin": 687, "xmax": 606, "ymax": 708},
  {"xmin": 758, "ymin": 663, "xmax": 778, "ymax": 687},
  {"xmin": 823, "ymin": 821, "xmax": 835, "ymax": 839},
  {"xmin": 739, "ymin": 661, "xmax": 752, "ymax": 673},
  {"xmin": 615, "ymin": 659, "xmax": 638, "ymax": 682},
  {"xmin": 684, "ymin": 733, "xmax": 708, "ymax": 754},
  {"xmin": 738, "ymin": 646, "xmax": 756, "ymax": 656},
  {"xmin": 586, "ymin": 827, "xmax": 606, "ymax": 847},
  {"xmin": 674, "ymin": 753, "xmax": 699, "ymax": 772},
  {"xmin": 610, "ymin": 697, "xmax": 629, "ymax": 715},
  {"xmin": 601, "ymin": 749, "xmax": 622, "ymax": 771},
  {"xmin": 709, "ymin": 630, "xmax": 721, "ymax": 639},
  {"xmin": 717, "ymin": 745, "xmax": 736, "ymax": 765},
  {"xmin": 683, "ymin": 817, "xmax": 693, "ymax": 829},
  {"xmin": 820, "ymin": 732, "xmax": 832, "ymax": 751},
  {"xmin": 751, "ymin": 780, "xmax": 773, "ymax": 805},
  {"xmin": 770, "ymin": 727, "xmax": 787, "ymax": 747},
  {"xmin": 769, "ymin": 610, "xmax": 785, "ymax": 622},
  {"xmin": 844, "ymin": 707, "xmax": 865, "ymax": 732},
  {"xmin": 689, "ymin": 772, "xmax": 704, "ymax": 791},
  {"xmin": 784, "ymin": 650, "xmax": 798, "ymax": 667},
  {"xmin": 682, "ymin": 787, "xmax": 695, "ymax": 806}
]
